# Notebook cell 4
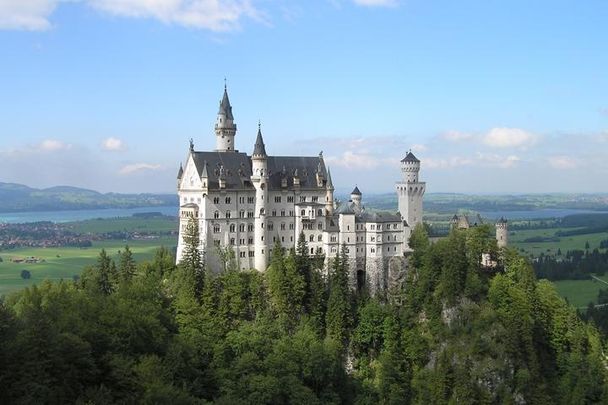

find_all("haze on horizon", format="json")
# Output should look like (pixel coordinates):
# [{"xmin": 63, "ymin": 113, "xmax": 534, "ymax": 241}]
[{"xmin": 0, "ymin": 0, "xmax": 607, "ymax": 195}]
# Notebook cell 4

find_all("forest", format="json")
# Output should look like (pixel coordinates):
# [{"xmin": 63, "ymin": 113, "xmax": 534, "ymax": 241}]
[{"xmin": 0, "ymin": 220, "xmax": 607, "ymax": 404}]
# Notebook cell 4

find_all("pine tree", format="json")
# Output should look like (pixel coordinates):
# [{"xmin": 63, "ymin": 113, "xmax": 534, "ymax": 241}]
[
  {"xmin": 326, "ymin": 244, "xmax": 352, "ymax": 345},
  {"xmin": 96, "ymin": 249, "xmax": 116, "ymax": 295},
  {"xmin": 118, "ymin": 245, "xmax": 137, "ymax": 283},
  {"xmin": 179, "ymin": 216, "xmax": 204, "ymax": 302}
]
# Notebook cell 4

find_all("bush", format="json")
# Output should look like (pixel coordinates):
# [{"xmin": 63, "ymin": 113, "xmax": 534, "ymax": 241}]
[{"xmin": 20, "ymin": 269, "xmax": 31, "ymax": 279}]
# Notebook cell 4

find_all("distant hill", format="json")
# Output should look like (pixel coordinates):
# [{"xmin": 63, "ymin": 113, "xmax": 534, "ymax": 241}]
[{"xmin": 0, "ymin": 182, "xmax": 177, "ymax": 213}]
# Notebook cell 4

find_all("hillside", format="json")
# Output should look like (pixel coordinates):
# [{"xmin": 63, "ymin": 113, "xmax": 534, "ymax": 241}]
[{"xmin": 0, "ymin": 182, "xmax": 177, "ymax": 213}]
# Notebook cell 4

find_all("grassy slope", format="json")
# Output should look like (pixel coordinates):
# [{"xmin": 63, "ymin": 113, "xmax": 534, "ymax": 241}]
[{"xmin": 510, "ymin": 227, "xmax": 608, "ymax": 257}]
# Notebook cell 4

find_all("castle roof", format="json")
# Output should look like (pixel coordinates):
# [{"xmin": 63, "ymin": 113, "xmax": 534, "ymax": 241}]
[
  {"xmin": 357, "ymin": 211, "xmax": 402, "ymax": 223},
  {"xmin": 177, "ymin": 163, "xmax": 183, "ymax": 179},
  {"xmin": 401, "ymin": 151, "xmax": 420, "ymax": 163},
  {"xmin": 497, "ymin": 216, "xmax": 508, "ymax": 224},
  {"xmin": 218, "ymin": 86, "xmax": 234, "ymax": 120},
  {"xmin": 252, "ymin": 126, "xmax": 267, "ymax": 156},
  {"xmin": 326, "ymin": 168, "xmax": 334, "ymax": 190},
  {"xmin": 335, "ymin": 201, "xmax": 356, "ymax": 215},
  {"xmin": 189, "ymin": 151, "xmax": 329, "ymax": 191},
  {"xmin": 351, "ymin": 186, "xmax": 361, "ymax": 195}
]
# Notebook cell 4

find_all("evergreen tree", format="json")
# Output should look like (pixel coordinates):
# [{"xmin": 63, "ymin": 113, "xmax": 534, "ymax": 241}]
[
  {"xmin": 118, "ymin": 245, "xmax": 137, "ymax": 283},
  {"xmin": 326, "ymin": 244, "xmax": 352, "ymax": 345},
  {"xmin": 267, "ymin": 240, "xmax": 305, "ymax": 329},
  {"xmin": 179, "ymin": 216, "xmax": 204, "ymax": 302},
  {"xmin": 97, "ymin": 249, "xmax": 116, "ymax": 295}
]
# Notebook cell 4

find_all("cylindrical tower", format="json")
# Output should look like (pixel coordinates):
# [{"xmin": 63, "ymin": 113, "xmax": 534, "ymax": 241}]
[
  {"xmin": 215, "ymin": 85, "xmax": 237, "ymax": 152},
  {"xmin": 326, "ymin": 168, "xmax": 335, "ymax": 216},
  {"xmin": 351, "ymin": 186, "xmax": 362, "ymax": 210},
  {"xmin": 252, "ymin": 124, "xmax": 268, "ymax": 271},
  {"xmin": 401, "ymin": 151, "xmax": 420, "ymax": 183},
  {"xmin": 496, "ymin": 217, "xmax": 508, "ymax": 248}
]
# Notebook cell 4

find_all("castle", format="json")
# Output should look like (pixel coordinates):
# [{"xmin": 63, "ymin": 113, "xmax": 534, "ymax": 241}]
[{"xmin": 176, "ymin": 86, "xmax": 505, "ymax": 293}]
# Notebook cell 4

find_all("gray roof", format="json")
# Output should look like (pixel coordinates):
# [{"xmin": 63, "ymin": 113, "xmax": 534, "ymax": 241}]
[
  {"xmin": 497, "ymin": 216, "xmax": 508, "ymax": 224},
  {"xmin": 326, "ymin": 168, "xmax": 334, "ymax": 190},
  {"xmin": 190, "ymin": 151, "xmax": 329, "ymax": 191},
  {"xmin": 266, "ymin": 156, "xmax": 328, "ymax": 190},
  {"xmin": 357, "ymin": 211, "xmax": 402, "ymax": 223},
  {"xmin": 335, "ymin": 201, "xmax": 356, "ymax": 215},
  {"xmin": 192, "ymin": 151, "xmax": 253, "ymax": 190},
  {"xmin": 177, "ymin": 164, "xmax": 183, "ymax": 179},
  {"xmin": 401, "ymin": 151, "xmax": 420, "ymax": 163},
  {"xmin": 253, "ymin": 127, "xmax": 267, "ymax": 156},
  {"xmin": 218, "ymin": 87, "xmax": 234, "ymax": 120},
  {"xmin": 351, "ymin": 186, "xmax": 361, "ymax": 195}
]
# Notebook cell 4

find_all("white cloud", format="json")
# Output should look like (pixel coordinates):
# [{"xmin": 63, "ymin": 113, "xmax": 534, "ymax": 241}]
[
  {"xmin": 441, "ymin": 130, "xmax": 474, "ymax": 142},
  {"xmin": 0, "ymin": 0, "xmax": 262, "ymax": 32},
  {"xmin": 547, "ymin": 155, "xmax": 578, "ymax": 169},
  {"xmin": 326, "ymin": 151, "xmax": 382, "ymax": 170},
  {"xmin": 410, "ymin": 144, "xmax": 427, "ymax": 153},
  {"xmin": 476, "ymin": 152, "xmax": 520, "ymax": 168},
  {"xmin": 119, "ymin": 162, "xmax": 163, "ymax": 175},
  {"xmin": 424, "ymin": 156, "xmax": 474, "ymax": 169},
  {"xmin": 483, "ymin": 127, "xmax": 537, "ymax": 149},
  {"xmin": 102, "ymin": 137, "xmax": 125, "ymax": 151},
  {"xmin": 88, "ymin": 0, "xmax": 261, "ymax": 31},
  {"xmin": 353, "ymin": 0, "xmax": 398, "ymax": 7},
  {"xmin": 0, "ymin": 0, "xmax": 60, "ymax": 30},
  {"xmin": 39, "ymin": 139, "xmax": 72, "ymax": 152}
]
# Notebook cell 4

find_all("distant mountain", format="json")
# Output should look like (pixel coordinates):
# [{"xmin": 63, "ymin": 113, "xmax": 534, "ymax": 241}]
[{"xmin": 0, "ymin": 182, "xmax": 178, "ymax": 213}]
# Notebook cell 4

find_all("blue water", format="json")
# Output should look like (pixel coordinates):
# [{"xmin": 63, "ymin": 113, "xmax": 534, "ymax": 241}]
[
  {"xmin": 478, "ymin": 209, "xmax": 608, "ymax": 220},
  {"xmin": 0, "ymin": 206, "xmax": 177, "ymax": 224}
]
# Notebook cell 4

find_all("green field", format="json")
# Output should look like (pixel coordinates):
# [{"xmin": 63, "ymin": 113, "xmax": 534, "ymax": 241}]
[
  {"xmin": 0, "ymin": 216, "xmax": 178, "ymax": 296},
  {"xmin": 552, "ymin": 275, "xmax": 608, "ymax": 308},
  {"xmin": 510, "ymin": 227, "xmax": 608, "ymax": 257}
]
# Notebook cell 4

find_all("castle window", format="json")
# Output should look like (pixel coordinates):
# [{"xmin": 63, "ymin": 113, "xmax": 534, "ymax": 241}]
[
  {"xmin": 248, "ymin": 237, "xmax": 253, "ymax": 244},
  {"xmin": 248, "ymin": 211, "xmax": 254, "ymax": 218},
  {"xmin": 240, "ymin": 251, "xmax": 246, "ymax": 258},
  {"xmin": 281, "ymin": 210, "xmax": 285, "ymax": 216},
  {"xmin": 272, "ymin": 210, "xmax": 277, "ymax": 216},
  {"xmin": 225, "ymin": 197, "xmax": 231, "ymax": 204},
  {"xmin": 371, "ymin": 236, "xmax": 375, "ymax": 242},
  {"xmin": 226, "ymin": 211, "xmax": 231, "ymax": 219},
  {"xmin": 268, "ymin": 223, "xmax": 274, "ymax": 231},
  {"xmin": 275, "ymin": 196, "xmax": 281, "ymax": 203},
  {"xmin": 249, "ymin": 251, "xmax": 255, "ymax": 257},
  {"xmin": 239, "ymin": 196, "xmax": 245, "ymax": 204},
  {"xmin": 247, "ymin": 196, "xmax": 255, "ymax": 204},
  {"xmin": 214, "ymin": 211, "xmax": 220, "ymax": 219},
  {"xmin": 312, "ymin": 196, "xmax": 319, "ymax": 202},
  {"xmin": 300, "ymin": 196, "xmax": 306, "ymax": 202},
  {"xmin": 230, "ymin": 238, "xmax": 235, "ymax": 245},
  {"xmin": 331, "ymin": 235, "xmax": 337, "ymax": 242},
  {"xmin": 318, "ymin": 223, "xmax": 322, "ymax": 230},
  {"xmin": 290, "ymin": 236, "xmax": 293, "ymax": 242},
  {"xmin": 240, "ymin": 210, "xmax": 245, "ymax": 218},
  {"xmin": 309, "ymin": 235, "xmax": 314, "ymax": 242},
  {"xmin": 371, "ymin": 225, "xmax": 375, "ymax": 230},
  {"xmin": 240, "ymin": 238, "xmax": 245, "ymax": 244},
  {"xmin": 318, "ymin": 209, "xmax": 323, "ymax": 216},
  {"xmin": 331, "ymin": 247, "xmax": 337, "ymax": 253},
  {"xmin": 229, "ymin": 224, "xmax": 236, "ymax": 233},
  {"xmin": 289, "ymin": 223, "xmax": 294, "ymax": 230},
  {"xmin": 248, "ymin": 223, "xmax": 254, "ymax": 232},
  {"xmin": 347, "ymin": 225, "xmax": 350, "ymax": 231},
  {"xmin": 260, "ymin": 208, "xmax": 265, "ymax": 215},
  {"xmin": 213, "ymin": 197, "xmax": 220, "ymax": 204},
  {"xmin": 287, "ymin": 196, "xmax": 294, "ymax": 203},
  {"xmin": 289, "ymin": 210, "xmax": 294, "ymax": 216},
  {"xmin": 213, "ymin": 225, "xmax": 220, "ymax": 233},
  {"xmin": 281, "ymin": 223, "xmax": 286, "ymax": 230},
  {"xmin": 318, "ymin": 235, "xmax": 322, "ymax": 241},
  {"xmin": 301, "ymin": 209, "xmax": 305, "ymax": 216},
  {"xmin": 371, "ymin": 248, "xmax": 375, "ymax": 253},
  {"xmin": 311, "ymin": 248, "xmax": 314, "ymax": 254}
]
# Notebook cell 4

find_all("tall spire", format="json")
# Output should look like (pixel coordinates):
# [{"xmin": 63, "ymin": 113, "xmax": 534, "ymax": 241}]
[
  {"xmin": 253, "ymin": 121, "xmax": 267, "ymax": 157},
  {"xmin": 219, "ymin": 84, "xmax": 234, "ymax": 120},
  {"xmin": 326, "ymin": 168, "xmax": 334, "ymax": 190}
]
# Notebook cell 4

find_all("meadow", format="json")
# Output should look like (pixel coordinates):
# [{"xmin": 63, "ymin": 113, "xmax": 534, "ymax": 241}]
[
  {"xmin": 0, "ymin": 215, "xmax": 178, "ymax": 297},
  {"xmin": 510, "ymin": 227, "xmax": 608, "ymax": 257}
]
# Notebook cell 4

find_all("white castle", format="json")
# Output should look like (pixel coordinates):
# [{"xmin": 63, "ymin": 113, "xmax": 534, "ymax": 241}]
[{"xmin": 176, "ymin": 86, "xmax": 426, "ymax": 293}]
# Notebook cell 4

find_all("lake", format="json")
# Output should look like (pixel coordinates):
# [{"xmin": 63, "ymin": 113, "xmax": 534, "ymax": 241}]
[
  {"xmin": 0, "ymin": 206, "xmax": 177, "ymax": 224},
  {"xmin": 478, "ymin": 208, "xmax": 608, "ymax": 220}
]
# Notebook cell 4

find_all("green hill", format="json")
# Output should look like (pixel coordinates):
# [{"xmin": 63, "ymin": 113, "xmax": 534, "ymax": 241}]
[{"xmin": 0, "ymin": 182, "xmax": 177, "ymax": 213}]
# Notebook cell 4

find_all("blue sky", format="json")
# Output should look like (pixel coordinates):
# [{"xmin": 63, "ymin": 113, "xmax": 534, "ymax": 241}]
[{"xmin": 0, "ymin": 0, "xmax": 607, "ymax": 194}]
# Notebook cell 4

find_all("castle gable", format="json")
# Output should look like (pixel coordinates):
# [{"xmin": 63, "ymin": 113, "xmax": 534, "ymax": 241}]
[
  {"xmin": 191, "ymin": 151, "xmax": 253, "ymax": 191},
  {"xmin": 266, "ymin": 156, "xmax": 328, "ymax": 191}
]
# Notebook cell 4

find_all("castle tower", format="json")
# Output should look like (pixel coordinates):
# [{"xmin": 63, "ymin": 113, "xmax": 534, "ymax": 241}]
[
  {"xmin": 251, "ymin": 123, "xmax": 268, "ymax": 271},
  {"xmin": 326, "ymin": 168, "xmax": 335, "ymax": 216},
  {"xmin": 215, "ymin": 84, "xmax": 237, "ymax": 152},
  {"xmin": 396, "ymin": 151, "xmax": 426, "ymax": 248},
  {"xmin": 496, "ymin": 217, "xmax": 508, "ymax": 248},
  {"xmin": 351, "ymin": 186, "xmax": 362, "ymax": 213}
]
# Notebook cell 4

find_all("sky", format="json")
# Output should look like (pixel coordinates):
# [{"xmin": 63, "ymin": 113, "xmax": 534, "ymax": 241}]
[{"xmin": 0, "ymin": 0, "xmax": 607, "ymax": 195}]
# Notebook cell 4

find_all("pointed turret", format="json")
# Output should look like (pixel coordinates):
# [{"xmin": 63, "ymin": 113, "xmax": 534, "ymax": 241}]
[
  {"xmin": 350, "ymin": 186, "xmax": 362, "ymax": 210},
  {"xmin": 252, "ymin": 122, "xmax": 267, "ymax": 157},
  {"xmin": 351, "ymin": 186, "xmax": 361, "ymax": 196},
  {"xmin": 200, "ymin": 160, "xmax": 209, "ymax": 178},
  {"xmin": 215, "ymin": 83, "xmax": 237, "ymax": 152},
  {"xmin": 177, "ymin": 163, "xmax": 183, "ymax": 179},
  {"xmin": 326, "ymin": 168, "xmax": 334, "ymax": 191}
]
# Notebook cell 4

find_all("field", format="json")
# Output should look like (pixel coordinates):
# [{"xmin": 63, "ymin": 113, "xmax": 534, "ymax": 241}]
[
  {"xmin": 552, "ymin": 275, "xmax": 608, "ymax": 308},
  {"xmin": 510, "ymin": 227, "xmax": 608, "ymax": 257},
  {"xmin": 0, "ymin": 215, "xmax": 178, "ymax": 297}
]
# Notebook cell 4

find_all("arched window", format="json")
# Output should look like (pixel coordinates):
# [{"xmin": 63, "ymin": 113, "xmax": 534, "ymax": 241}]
[
  {"xmin": 229, "ymin": 224, "xmax": 236, "ymax": 233},
  {"xmin": 301, "ymin": 209, "xmax": 306, "ymax": 216},
  {"xmin": 309, "ymin": 234, "xmax": 314, "ymax": 242},
  {"xmin": 214, "ymin": 211, "xmax": 219, "ymax": 219},
  {"xmin": 225, "ymin": 211, "xmax": 231, "ymax": 219},
  {"xmin": 318, "ymin": 209, "xmax": 323, "ymax": 216}
]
